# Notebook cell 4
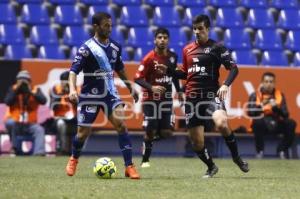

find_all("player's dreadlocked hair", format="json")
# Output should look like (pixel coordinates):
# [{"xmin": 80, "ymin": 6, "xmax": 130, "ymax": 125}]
[
  {"xmin": 192, "ymin": 14, "xmax": 211, "ymax": 28},
  {"xmin": 155, "ymin": 27, "xmax": 170, "ymax": 38},
  {"xmin": 92, "ymin": 12, "xmax": 111, "ymax": 25}
]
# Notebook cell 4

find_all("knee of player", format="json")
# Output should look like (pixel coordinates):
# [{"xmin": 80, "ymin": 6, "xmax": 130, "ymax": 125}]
[
  {"xmin": 160, "ymin": 129, "xmax": 173, "ymax": 138},
  {"xmin": 192, "ymin": 142, "xmax": 205, "ymax": 151},
  {"xmin": 214, "ymin": 117, "xmax": 228, "ymax": 130}
]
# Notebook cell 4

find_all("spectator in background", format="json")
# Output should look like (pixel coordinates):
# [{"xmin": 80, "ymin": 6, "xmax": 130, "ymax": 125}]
[
  {"xmin": 4, "ymin": 70, "xmax": 47, "ymax": 156},
  {"xmin": 49, "ymin": 71, "xmax": 77, "ymax": 155},
  {"xmin": 247, "ymin": 72, "xmax": 296, "ymax": 159}
]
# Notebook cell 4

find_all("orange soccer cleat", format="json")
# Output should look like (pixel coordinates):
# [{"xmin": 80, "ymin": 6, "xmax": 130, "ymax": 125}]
[
  {"xmin": 125, "ymin": 165, "xmax": 140, "ymax": 179},
  {"xmin": 65, "ymin": 157, "xmax": 78, "ymax": 176}
]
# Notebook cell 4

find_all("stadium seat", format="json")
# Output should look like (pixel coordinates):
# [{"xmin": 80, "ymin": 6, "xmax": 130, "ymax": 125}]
[
  {"xmin": 168, "ymin": 28, "xmax": 188, "ymax": 48},
  {"xmin": 38, "ymin": 45, "xmax": 66, "ymax": 59},
  {"xmin": 293, "ymin": 52, "xmax": 300, "ymax": 67},
  {"xmin": 0, "ymin": 3, "xmax": 17, "ymax": 24},
  {"xmin": 63, "ymin": 25, "xmax": 90, "ymax": 46},
  {"xmin": 112, "ymin": 0, "xmax": 142, "ymax": 6},
  {"xmin": 285, "ymin": 30, "xmax": 300, "ymax": 51},
  {"xmin": 177, "ymin": 0, "xmax": 206, "ymax": 7},
  {"xmin": 133, "ymin": 46, "xmax": 153, "ymax": 62},
  {"xmin": 223, "ymin": 28, "xmax": 251, "ymax": 50},
  {"xmin": 48, "ymin": 0, "xmax": 76, "ymax": 4},
  {"xmin": 110, "ymin": 26, "xmax": 126, "ymax": 46},
  {"xmin": 30, "ymin": 25, "xmax": 59, "ymax": 45},
  {"xmin": 87, "ymin": 5, "xmax": 116, "ymax": 25},
  {"xmin": 121, "ymin": 48, "xmax": 130, "ymax": 61},
  {"xmin": 69, "ymin": 46, "xmax": 78, "ymax": 60},
  {"xmin": 254, "ymin": 29, "xmax": 283, "ymax": 50},
  {"xmin": 144, "ymin": 0, "xmax": 174, "ymax": 7},
  {"xmin": 239, "ymin": 0, "xmax": 268, "ymax": 8},
  {"xmin": 261, "ymin": 50, "xmax": 289, "ymax": 66},
  {"xmin": 80, "ymin": 0, "xmax": 109, "ymax": 5},
  {"xmin": 247, "ymin": 8, "xmax": 275, "ymax": 29},
  {"xmin": 127, "ymin": 27, "xmax": 154, "ymax": 47},
  {"xmin": 183, "ymin": 7, "xmax": 211, "ymax": 26},
  {"xmin": 4, "ymin": 44, "xmax": 33, "ymax": 60},
  {"xmin": 21, "ymin": 3, "xmax": 50, "ymax": 25},
  {"xmin": 153, "ymin": 6, "xmax": 181, "ymax": 27},
  {"xmin": 16, "ymin": 0, "xmax": 43, "ymax": 3},
  {"xmin": 231, "ymin": 50, "xmax": 257, "ymax": 65},
  {"xmin": 54, "ymin": 5, "xmax": 83, "ymax": 26},
  {"xmin": 0, "ymin": 24, "xmax": 25, "ymax": 44},
  {"xmin": 215, "ymin": 8, "xmax": 244, "ymax": 28},
  {"xmin": 120, "ymin": 6, "xmax": 149, "ymax": 26},
  {"xmin": 210, "ymin": 0, "xmax": 238, "ymax": 7},
  {"xmin": 277, "ymin": 9, "xmax": 300, "ymax": 30},
  {"xmin": 269, "ymin": 0, "xmax": 298, "ymax": 9}
]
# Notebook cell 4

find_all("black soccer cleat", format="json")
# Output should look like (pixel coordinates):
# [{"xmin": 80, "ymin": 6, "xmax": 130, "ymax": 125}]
[
  {"xmin": 202, "ymin": 164, "xmax": 219, "ymax": 178},
  {"xmin": 233, "ymin": 156, "xmax": 249, "ymax": 173}
]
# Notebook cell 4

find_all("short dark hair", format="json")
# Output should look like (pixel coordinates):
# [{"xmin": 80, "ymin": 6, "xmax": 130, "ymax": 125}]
[
  {"xmin": 92, "ymin": 12, "xmax": 111, "ymax": 25},
  {"xmin": 60, "ymin": 71, "xmax": 69, "ymax": 81},
  {"xmin": 192, "ymin": 14, "xmax": 211, "ymax": 28},
  {"xmin": 154, "ymin": 27, "xmax": 169, "ymax": 38},
  {"xmin": 262, "ymin": 72, "xmax": 276, "ymax": 81}
]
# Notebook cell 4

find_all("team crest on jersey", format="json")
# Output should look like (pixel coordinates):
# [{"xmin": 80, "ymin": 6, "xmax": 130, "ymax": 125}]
[
  {"xmin": 85, "ymin": 106, "xmax": 97, "ymax": 113},
  {"xmin": 91, "ymin": 88, "xmax": 98, "ymax": 94},
  {"xmin": 78, "ymin": 114, "xmax": 85, "ymax": 123},
  {"xmin": 204, "ymin": 48, "xmax": 211, "ymax": 54},
  {"xmin": 78, "ymin": 47, "xmax": 89, "ymax": 57},
  {"xmin": 112, "ymin": 49, "xmax": 117, "ymax": 59},
  {"xmin": 169, "ymin": 56, "xmax": 175, "ymax": 64}
]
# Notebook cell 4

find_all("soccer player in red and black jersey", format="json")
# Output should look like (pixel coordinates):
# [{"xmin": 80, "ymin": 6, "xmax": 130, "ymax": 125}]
[
  {"xmin": 160, "ymin": 15, "xmax": 249, "ymax": 178},
  {"xmin": 134, "ymin": 28, "xmax": 183, "ymax": 168}
]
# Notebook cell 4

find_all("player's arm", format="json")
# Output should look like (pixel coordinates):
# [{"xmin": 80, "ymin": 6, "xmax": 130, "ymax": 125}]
[{"xmin": 247, "ymin": 92, "xmax": 263, "ymax": 117}]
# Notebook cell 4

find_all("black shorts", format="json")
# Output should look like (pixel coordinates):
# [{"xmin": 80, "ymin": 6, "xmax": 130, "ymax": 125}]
[
  {"xmin": 142, "ymin": 101, "xmax": 174, "ymax": 132},
  {"xmin": 185, "ymin": 97, "xmax": 226, "ymax": 129}
]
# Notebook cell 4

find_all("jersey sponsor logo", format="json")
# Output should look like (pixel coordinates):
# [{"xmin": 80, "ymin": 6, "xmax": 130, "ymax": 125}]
[
  {"xmin": 94, "ymin": 69, "xmax": 114, "ymax": 79},
  {"xmin": 85, "ymin": 106, "xmax": 97, "ymax": 113},
  {"xmin": 204, "ymin": 48, "xmax": 211, "ymax": 54},
  {"xmin": 188, "ymin": 65, "xmax": 207, "ymax": 75},
  {"xmin": 192, "ymin": 57, "xmax": 199, "ymax": 62},
  {"xmin": 91, "ymin": 88, "xmax": 98, "ymax": 94},
  {"xmin": 155, "ymin": 76, "xmax": 172, "ymax": 83},
  {"xmin": 78, "ymin": 47, "xmax": 89, "ymax": 57}
]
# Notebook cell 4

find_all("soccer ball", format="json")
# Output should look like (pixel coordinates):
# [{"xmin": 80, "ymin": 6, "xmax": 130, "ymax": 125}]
[{"xmin": 93, "ymin": 157, "xmax": 117, "ymax": 179}]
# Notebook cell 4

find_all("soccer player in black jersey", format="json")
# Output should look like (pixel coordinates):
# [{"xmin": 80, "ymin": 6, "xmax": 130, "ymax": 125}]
[
  {"xmin": 134, "ymin": 28, "xmax": 183, "ymax": 168},
  {"xmin": 159, "ymin": 15, "xmax": 249, "ymax": 178}
]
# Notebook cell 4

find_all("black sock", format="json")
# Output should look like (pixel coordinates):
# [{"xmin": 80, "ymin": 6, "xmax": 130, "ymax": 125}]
[
  {"xmin": 224, "ymin": 133, "xmax": 239, "ymax": 159},
  {"xmin": 195, "ymin": 147, "xmax": 214, "ymax": 169},
  {"xmin": 142, "ymin": 140, "xmax": 153, "ymax": 162}
]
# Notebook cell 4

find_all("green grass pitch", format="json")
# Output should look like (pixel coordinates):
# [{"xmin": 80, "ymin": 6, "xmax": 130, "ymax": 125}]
[{"xmin": 0, "ymin": 156, "xmax": 299, "ymax": 199}]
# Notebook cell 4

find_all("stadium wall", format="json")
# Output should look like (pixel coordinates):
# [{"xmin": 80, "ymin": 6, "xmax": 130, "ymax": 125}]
[{"xmin": 1, "ymin": 60, "xmax": 299, "ymax": 133}]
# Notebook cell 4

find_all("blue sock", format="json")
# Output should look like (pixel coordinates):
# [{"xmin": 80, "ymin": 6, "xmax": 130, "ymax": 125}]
[
  {"xmin": 72, "ymin": 135, "xmax": 85, "ymax": 159},
  {"xmin": 118, "ymin": 132, "xmax": 133, "ymax": 166}
]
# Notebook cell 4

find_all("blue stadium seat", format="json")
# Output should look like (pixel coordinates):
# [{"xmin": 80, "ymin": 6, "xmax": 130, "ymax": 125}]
[
  {"xmin": 4, "ymin": 44, "xmax": 32, "ymax": 60},
  {"xmin": 177, "ymin": 0, "xmax": 206, "ymax": 7},
  {"xmin": 21, "ymin": 4, "xmax": 50, "ymax": 25},
  {"xmin": 112, "ymin": 0, "xmax": 142, "ymax": 6},
  {"xmin": 110, "ymin": 26, "xmax": 126, "ymax": 46},
  {"xmin": 285, "ymin": 30, "xmax": 300, "ymax": 51},
  {"xmin": 231, "ymin": 50, "xmax": 257, "ymax": 65},
  {"xmin": 30, "ymin": 25, "xmax": 59, "ymax": 45},
  {"xmin": 80, "ymin": 0, "xmax": 108, "ymax": 5},
  {"xmin": 63, "ymin": 25, "xmax": 90, "ymax": 46},
  {"xmin": 215, "ymin": 8, "xmax": 244, "ymax": 28},
  {"xmin": 239, "ymin": 0, "xmax": 268, "ymax": 8},
  {"xmin": 277, "ymin": 9, "xmax": 300, "ymax": 30},
  {"xmin": 54, "ymin": 5, "xmax": 83, "ymax": 26},
  {"xmin": 0, "ymin": 3, "xmax": 17, "ymax": 24},
  {"xmin": 168, "ymin": 28, "xmax": 188, "ymax": 48},
  {"xmin": 247, "ymin": 8, "xmax": 275, "ymax": 29},
  {"xmin": 153, "ymin": 6, "xmax": 181, "ymax": 27},
  {"xmin": 261, "ymin": 50, "xmax": 289, "ymax": 66},
  {"xmin": 38, "ymin": 45, "xmax": 66, "ymax": 59},
  {"xmin": 269, "ymin": 0, "xmax": 298, "ymax": 9},
  {"xmin": 69, "ymin": 46, "xmax": 78, "ymax": 60},
  {"xmin": 127, "ymin": 27, "xmax": 154, "ymax": 47},
  {"xmin": 144, "ymin": 0, "xmax": 174, "ymax": 7},
  {"xmin": 0, "ymin": 24, "xmax": 25, "ymax": 44},
  {"xmin": 293, "ymin": 52, "xmax": 300, "ymax": 67},
  {"xmin": 210, "ymin": 0, "xmax": 238, "ymax": 7},
  {"xmin": 183, "ymin": 7, "xmax": 211, "ymax": 26},
  {"xmin": 121, "ymin": 48, "xmax": 130, "ymax": 61},
  {"xmin": 120, "ymin": 6, "xmax": 149, "ymax": 27},
  {"xmin": 16, "ymin": 0, "xmax": 43, "ymax": 3},
  {"xmin": 88, "ymin": 5, "xmax": 116, "ymax": 25},
  {"xmin": 224, "ymin": 28, "xmax": 251, "ymax": 50},
  {"xmin": 48, "ymin": 0, "xmax": 76, "ymax": 4},
  {"xmin": 254, "ymin": 29, "xmax": 283, "ymax": 50},
  {"xmin": 133, "ymin": 46, "xmax": 153, "ymax": 62}
]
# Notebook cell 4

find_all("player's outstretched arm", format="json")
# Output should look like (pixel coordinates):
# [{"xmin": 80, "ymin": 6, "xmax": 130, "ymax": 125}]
[
  {"xmin": 116, "ymin": 69, "xmax": 139, "ymax": 102},
  {"xmin": 68, "ymin": 71, "xmax": 78, "ymax": 103}
]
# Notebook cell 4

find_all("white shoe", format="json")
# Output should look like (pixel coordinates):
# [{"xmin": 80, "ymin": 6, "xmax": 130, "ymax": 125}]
[
  {"xmin": 279, "ymin": 151, "xmax": 286, "ymax": 159},
  {"xmin": 256, "ymin": 151, "xmax": 264, "ymax": 159},
  {"xmin": 141, "ymin": 162, "xmax": 151, "ymax": 168}
]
